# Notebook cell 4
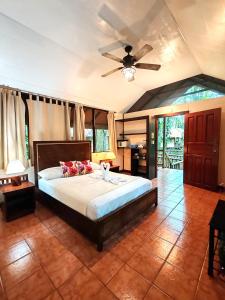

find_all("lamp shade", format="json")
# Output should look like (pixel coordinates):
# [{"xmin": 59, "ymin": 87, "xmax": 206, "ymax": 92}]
[
  {"xmin": 6, "ymin": 160, "xmax": 25, "ymax": 175},
  {"xmin": 104, "ymin": 152, "xmax": 116, "ymax": 160},
  {"xmin": 92, "ymin": 151, "xmax": 116, "ymax": 163}
]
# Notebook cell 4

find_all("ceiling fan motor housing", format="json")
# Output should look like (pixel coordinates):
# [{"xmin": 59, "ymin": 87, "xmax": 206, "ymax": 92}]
[
  {"xmin": 123, "ymin": 45, "xmax": 136, "ymax": 67},
  {"xmin": 125, "ymin": 45, "xmax": 132, "ymax": 53},
  {"xmin": 122, "ymin": 55, "xmax": 135, "ymax": 67}
]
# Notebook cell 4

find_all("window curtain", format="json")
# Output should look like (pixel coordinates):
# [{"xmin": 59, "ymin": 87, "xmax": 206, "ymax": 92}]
[
  {"xmin": 107, "ymin": 111, "xmax": 117, "ymax": 156},
  {"xmin": 28, "ymin": 95, "xmax": 71, "ymax": 160},
  {"xmin": 73, "ymin": 103, "xmax": 85, "ymax": 140},
  {"xmin": 0, "ymin": 88, "xmax": 27, "ymax": 170}
]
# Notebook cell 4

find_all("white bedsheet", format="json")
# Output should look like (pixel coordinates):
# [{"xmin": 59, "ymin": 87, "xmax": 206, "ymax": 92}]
[{"xmin": 38, "ymin": 170, "xmax": 152, "ymax": 220}]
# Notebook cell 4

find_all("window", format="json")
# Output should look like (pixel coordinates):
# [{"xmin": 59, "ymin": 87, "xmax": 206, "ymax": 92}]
[
  {"xmin": 171, "ymin": 85, "xmax": 224, "ymax": 105},
  {"xmin": 84, "ymin": 107, "xmax": 109, "ymax": 152},
  {"xmin": 25, "ymin": 124, "xmax": 29, "ymax": 160},
  {"xmin": 84, "ymin": 107, "xmax": 94, "ymax": 152},
  {"xmin": 95, "ymin": 110, "xmax": 109, "ymax": 152}
]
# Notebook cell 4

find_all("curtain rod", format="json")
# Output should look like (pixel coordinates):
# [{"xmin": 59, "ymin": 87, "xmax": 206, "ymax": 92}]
[{"xmin": 0, "ymin": 84, "xmax": 112, "ymax": 112}]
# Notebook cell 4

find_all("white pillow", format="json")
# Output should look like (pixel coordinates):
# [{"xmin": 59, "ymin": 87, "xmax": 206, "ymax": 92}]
[
  {"xmin": 90, "ymin": 162, "xmax": 101, "ymax": 170},
  {"xmin": 38, "ymin": 167, "xmax": 63, "ymax": 180}
]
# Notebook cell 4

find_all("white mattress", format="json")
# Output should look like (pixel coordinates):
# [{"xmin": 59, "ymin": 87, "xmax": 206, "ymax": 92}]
[{"xmin": 38, "ymin": 170, "xmax": 152, "ymax": 220}]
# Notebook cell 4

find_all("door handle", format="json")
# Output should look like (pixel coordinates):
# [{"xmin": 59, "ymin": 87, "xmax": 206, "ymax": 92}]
[{"xmin": 213, "ymin": 149, "xmax": 217, "ymax": 153}]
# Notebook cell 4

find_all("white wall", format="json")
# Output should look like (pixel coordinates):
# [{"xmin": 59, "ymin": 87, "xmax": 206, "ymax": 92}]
[{"xmin": 122, "ymin": 96, "xmax": 225, "ymax": 185}]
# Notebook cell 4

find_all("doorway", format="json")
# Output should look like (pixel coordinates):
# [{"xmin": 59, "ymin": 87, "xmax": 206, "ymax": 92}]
[
  {"xmin": 154, "ymin": 108, "xmax": 221, "ymax": 190},
  {"xmin": 155, "ymin": 113, "xmax": 185, "ymax": 179}
]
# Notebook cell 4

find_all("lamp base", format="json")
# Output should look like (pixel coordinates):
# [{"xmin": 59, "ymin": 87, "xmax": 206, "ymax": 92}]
[
  {"xmin": 100, "ymin": 159, "xmax": 113, "ymax": 166},
  {"xmin": 11, "ymin": 176, "xmax": 22, "ymax": 186}
]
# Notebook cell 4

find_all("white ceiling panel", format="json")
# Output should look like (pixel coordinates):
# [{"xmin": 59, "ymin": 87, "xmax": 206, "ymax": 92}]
[{"xmin": 0, "ymin": 0, "xmax": 224, "ymax": 112}]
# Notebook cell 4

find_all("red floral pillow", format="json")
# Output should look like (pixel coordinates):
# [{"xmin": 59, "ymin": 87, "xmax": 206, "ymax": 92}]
[
  {"xmin": 60, "ymin": 160, "xmax": 93, "ymax": 177},
  {"xmin": 76, "ymin": 161, "xmax": 93, "ymax": 175},
  {"xmin": 60, "ymin": 161, "xmax": 79, "ymax": 177},
  {"xmin": 81, "ymin": 160, "xmax": 90, "ymax": 165}
]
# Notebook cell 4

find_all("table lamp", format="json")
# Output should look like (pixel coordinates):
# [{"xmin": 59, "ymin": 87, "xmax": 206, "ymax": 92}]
[
  {"xmin": 99, "ymin": 152, "xmax": 116, "ymax": 166},
  {"xmin": 6, "ymin": 160, "xmax": 25, "ymax": 186}
]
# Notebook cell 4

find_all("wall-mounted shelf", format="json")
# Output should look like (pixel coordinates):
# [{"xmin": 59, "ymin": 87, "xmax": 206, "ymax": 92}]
[
  {"xmin": 117, "ymin": 139, "xmax": 128, "ymax": 141},
  {"xmin": 120, "ymin": 132, "xmax": 147, "ymax": 136},
  {"xmin": 116, "ymin": 116, "xmax": 149, "ymax": 122},
  {"xmin": 115, "ymin": 115, "xmax": 150, "ymax": 179}
]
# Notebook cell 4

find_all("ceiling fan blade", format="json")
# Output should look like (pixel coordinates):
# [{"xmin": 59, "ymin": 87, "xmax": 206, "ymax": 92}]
[
  {"xmin": 133, "ymin": 44, "xmax": 153, "ymax": 61},
  {"xmin": 102, "ymin": 52, "xmax": 123, "ymax": 63},
  {"xmin": 98, "ymin": 4, "xmax": 139, "ymax": 46},
  {"xmin": 101, "ymin": 67, "xmax": 123, "ymax": 77},
  {"xmin": 135, "ymin": 63, "xmax": 161, "ymax": 71},
  {"xmin": 98, "ymin": 40, "xmax": 128, "ymax": 54}
]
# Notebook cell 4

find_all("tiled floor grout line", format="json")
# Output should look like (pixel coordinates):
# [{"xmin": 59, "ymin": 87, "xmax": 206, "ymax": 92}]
[
  {"xmin": 0, "ymin": 241, "xmax": 33, "ymax": 279},
  {"xmin": 115, "ymin": 193, "xmax": 186, "ymax": 299},
  {"xmin": 2, "ymin": 171, "xmax": 223, "ymax": 299},
  {"xmin": 25, "ymin": 219, "xmax": 87, "ymax": 300},
  {"xmin": 142, "ymin": 239, "xmax": 182, "ymax": 299},
  {"xmin": 142, "ymin": 181, "xmax": 192, "ymax": 298},
  {"xmin": 142, "ymin": 216, "xmax": 187, "ymax": 299},
  {"xmin": 156, "ymin": 181, "xmax": 218, "ymax": 300},
  {"xmin": 0, "ymin": 178, "xmax": 176, "ymax": 296},
  {"xmin": 97, "ymin": 195, "xmax": 183, "ymax": 298},
  {"xmin": 88, "ymin": 263, "xmax": 121, "ymax": 299},
  {"xmin": 193, "ymin": 244, "xmax": 209, "ymax": 300},
  {"xmin": 39, "ymin": 216, "xmax": 122, "ymax": 298},
  {"xmin": 0, "ymin": 273, "xmax": 7, "ymax": 300},
  {"xmin": 2, "ymin": 250, "xmax": 46, "ymax": 300}
]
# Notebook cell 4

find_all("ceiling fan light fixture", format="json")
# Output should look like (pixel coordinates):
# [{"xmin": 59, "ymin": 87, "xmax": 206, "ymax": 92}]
[{"xmin": 122, "ymin": 67, "xmax": 136, "ymax": 82}]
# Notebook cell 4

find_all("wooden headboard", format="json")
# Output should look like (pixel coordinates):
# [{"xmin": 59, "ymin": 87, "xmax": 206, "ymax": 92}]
[{"xmin": 33, "ymin": 140, "xmax": 91, "ymax": 186}]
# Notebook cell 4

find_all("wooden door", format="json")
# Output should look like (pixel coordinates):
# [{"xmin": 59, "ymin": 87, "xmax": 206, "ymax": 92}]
[{"xmin": 184, "ymin": 108, "xmax": 221, "ymax": 190}]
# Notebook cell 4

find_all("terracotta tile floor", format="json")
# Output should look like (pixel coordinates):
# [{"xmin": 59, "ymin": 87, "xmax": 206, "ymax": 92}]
[{"xmin": 1, "ymin": 168, "xmax": 225, "ymax": 299}]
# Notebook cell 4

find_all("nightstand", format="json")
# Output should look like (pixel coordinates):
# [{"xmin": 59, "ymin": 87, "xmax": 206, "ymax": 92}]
[
  {"xmin": 0, "ymin": 175, "xmax": 35, "ymax": 221},
  {"xmin": 110, "ymin": 165, "xmax": 120, "ymax": 173}
]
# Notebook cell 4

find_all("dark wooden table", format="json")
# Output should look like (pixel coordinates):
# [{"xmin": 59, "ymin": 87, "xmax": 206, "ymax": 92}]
[
  {"xmin": 208, "ymin": 199, "xmax": 225, "ymax": 276},
  {"xmin": 0, "ymin": 180, "xmax": 35, "ymax": 221},
  {"xmin": 110, "ymin": 165, "xmax": 120, "ymax": 173}
]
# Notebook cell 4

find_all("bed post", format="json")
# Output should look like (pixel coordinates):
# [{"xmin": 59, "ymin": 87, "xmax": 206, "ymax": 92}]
[
  {"xmin": 155, "ymin": 189, "xmax": 158, "ymax": 206},
  {"xmin": 97, "ymin": 223, "xmax": 104, "ymax": 252}
]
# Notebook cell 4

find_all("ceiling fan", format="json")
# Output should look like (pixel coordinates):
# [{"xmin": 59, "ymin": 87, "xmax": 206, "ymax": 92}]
[{"xmin": 101, "ymin": 44, "xmax": 161, "ymax": 81}]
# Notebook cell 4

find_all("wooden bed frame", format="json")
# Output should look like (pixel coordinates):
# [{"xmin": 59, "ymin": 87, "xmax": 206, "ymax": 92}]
[{"xmin": 34, "ymin": 141, "xmax": 158, "ymax": 251}]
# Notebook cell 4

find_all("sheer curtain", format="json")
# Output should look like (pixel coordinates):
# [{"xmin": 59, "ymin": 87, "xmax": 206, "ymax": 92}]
[
  {"xmin": 0, "ymin": 88, "xmax": 26, "ymax": 170},
  {"xmin": 28, "ymin": 95, "xmax": 71, "ymax": 160},
  {"xmin": 107, "ymin": 111, "xmax": 117, "ymax": 156},
  {"xmin": 73, "ymin": 103, "xmax": 85, "ymax": 140}
]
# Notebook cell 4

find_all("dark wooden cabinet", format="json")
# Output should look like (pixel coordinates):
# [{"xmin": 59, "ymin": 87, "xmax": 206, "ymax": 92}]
[{"xmin": 0, "ymin": 181, "xmax": 35, "ymax": 221}]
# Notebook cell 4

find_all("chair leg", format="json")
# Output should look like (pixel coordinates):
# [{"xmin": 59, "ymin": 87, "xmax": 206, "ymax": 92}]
[{"xmin": 208, "ymin": 226, "xmax": 214, "ymax": 276}]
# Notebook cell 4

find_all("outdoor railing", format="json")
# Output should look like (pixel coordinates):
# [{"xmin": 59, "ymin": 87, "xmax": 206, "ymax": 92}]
[{"xmin": 157, "ymin": 149, "xmax": 183, "ymax": 170}]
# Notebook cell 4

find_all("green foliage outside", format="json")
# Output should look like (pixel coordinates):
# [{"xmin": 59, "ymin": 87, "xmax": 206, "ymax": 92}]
[
  {"xmin": 95, "ymin": 129, "xmax": 109, "ymax": 152},
  {"xmin": 25, "ymin": 125, "xmax": 30, "ymax": 160},
  {"xmin": 172, "ymin": 85, "xmax": 224, "ymax": 105},
  {"xmin": 85, "ymin": 128, "xmax": 109, "ymax": 152},
  {"xmin": 158, "ymin": 115, "xmax": 184, "ymax": 151},
  {"xmin": 157, "ymin": 115, "xmax": 184, "ymax": 169}
]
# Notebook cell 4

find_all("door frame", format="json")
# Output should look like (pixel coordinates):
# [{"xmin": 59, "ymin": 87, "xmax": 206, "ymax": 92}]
[{"xmin": 154, "ymin": 111, "xmax": 189, "ymax": 178}]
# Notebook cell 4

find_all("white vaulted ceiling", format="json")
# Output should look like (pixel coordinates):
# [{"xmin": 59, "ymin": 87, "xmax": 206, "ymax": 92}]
[{"xmin": 0, "ymin": 0, "xmax": 224, "ymax": 112}]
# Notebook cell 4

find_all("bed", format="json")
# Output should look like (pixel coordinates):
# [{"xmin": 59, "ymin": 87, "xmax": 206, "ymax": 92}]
[{"xmin": 34, "ymin": 141, "xmax": 158, "ymax": 251}]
